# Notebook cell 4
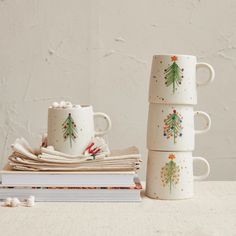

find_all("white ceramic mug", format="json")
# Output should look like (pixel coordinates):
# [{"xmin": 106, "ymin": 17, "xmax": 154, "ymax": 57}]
[
  {"xmin": 147, "ymin": 103, "xmax": 211, "ymax": 151},
  {"xmin": 149, "ymin": 54, "xmax": 215, "ymax": 104},
  {"xmin": 146, "ymin": 151, "xmax": 210, "ymax": 200},
  {"xmin": 47, "ymin": 105, "xmax": 112, "ymax": 155}
]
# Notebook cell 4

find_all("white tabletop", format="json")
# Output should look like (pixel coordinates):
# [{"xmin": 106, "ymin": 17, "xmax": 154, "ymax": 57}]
[{"xmin": 0, "ymin": 181, "xmax": 235, "ymax": 236}]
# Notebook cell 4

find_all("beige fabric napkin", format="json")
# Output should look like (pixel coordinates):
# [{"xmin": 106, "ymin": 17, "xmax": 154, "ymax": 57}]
[{"xmin": 8, "ymin": 138, "xmax": 142, "ymax": 171}]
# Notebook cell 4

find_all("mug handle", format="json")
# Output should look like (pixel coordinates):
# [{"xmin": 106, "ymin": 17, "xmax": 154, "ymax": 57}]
[
  {"xmin": 194, "ymin": 111, "xmax": 211, "ymax": 135},
  {"xmin": 193, "ymin": 156, "xmax": 210, "ymax": 180},
  {"xmin": 94, "ymin": 112, "xmax": 112, "ymax": 136},
  {"xmin": 196, "ymin": 62, "xmax": 215, "ymax": 86}
]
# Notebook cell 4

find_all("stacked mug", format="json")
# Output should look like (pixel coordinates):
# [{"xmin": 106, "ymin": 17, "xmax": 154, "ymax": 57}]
[{"xmin": 145, "ymin": 54, "xmax": 215, "ymax": 200}]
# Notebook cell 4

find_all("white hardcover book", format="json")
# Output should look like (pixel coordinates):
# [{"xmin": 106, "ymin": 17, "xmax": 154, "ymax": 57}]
[
  {"xmin": 0, "ymin": 165, "xmax": 136, "ymax": 187},
  {"xmin": 0, "ymin": 180, "xmax": 142, "ymax": 202}
]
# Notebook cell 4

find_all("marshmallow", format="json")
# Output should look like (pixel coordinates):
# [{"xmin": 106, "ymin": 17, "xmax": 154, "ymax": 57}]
[
  {"xmin": 4, "ymin": 197, "xmax": 12, "ymax": 206},
  {"xmin": 11, "ymin": 198, "xmax": 20, "ymax": 207},
  {"xmin": 52, "ymin": 102, "xmax": 59, "ymax": 108},
  {"xmin": 59, "ymin": 101, "xmax": 66, "ymax": 108},
  {"xmin": 52, "ymin": 101, "xmax": 82, "ymax": 109},
  {"xmin": 65, "ymin": 101, "xmax": 72, "ymax": 106},
  {"xmin": 29, "ymin": 195, "xmax": 35, "ymax": 202},
  {"xmin": 26, "ymin": 196, "xmax": 35, "ymax": 207}
]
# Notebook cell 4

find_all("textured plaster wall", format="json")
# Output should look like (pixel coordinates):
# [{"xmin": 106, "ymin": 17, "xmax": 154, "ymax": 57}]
[{"xmin": 0, "ymin": 0, "xmax": 236, "ymax": 180}]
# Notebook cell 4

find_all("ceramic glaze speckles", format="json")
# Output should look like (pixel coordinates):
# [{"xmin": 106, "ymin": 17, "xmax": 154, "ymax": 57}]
[
  {"xmin": 145, "ymin": 151, "xmax": 210, "ymax": 200},
  {"xmin": 147, "ymin": 104, "xmax": 211, "ymax": 151},
  {"xmin": 47, "ymin": 105, "xmax": 111, "ymax": 155},
  {"xmin": 148, "ymin": 54, "xmax": 215, "ymax": 104}
]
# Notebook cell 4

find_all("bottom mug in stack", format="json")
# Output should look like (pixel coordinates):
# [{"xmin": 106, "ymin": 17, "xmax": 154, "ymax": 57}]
[{"xmin": 146, "ymin": 151, "xmax": 210, "ymax": 200}]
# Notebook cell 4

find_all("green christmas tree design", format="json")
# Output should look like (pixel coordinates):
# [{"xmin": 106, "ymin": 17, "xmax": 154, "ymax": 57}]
[
  {"xmin": 163, "ymin": 110, "xmax": 183, "ymax": 144},
  {"xmin": 164, "ymin": 56, "xmax": 184, "ymax": 93},
  {"xmin": 62, "ymin": 113, "xmax": 78, "ymax": 147},
  {"xmin": 161, "ymin": 154, "xmax": 180, "ymax": 192}
]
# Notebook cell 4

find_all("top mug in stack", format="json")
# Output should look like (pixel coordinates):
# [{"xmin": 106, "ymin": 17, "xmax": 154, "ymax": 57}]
[{"xmin": 149, "ymin": 54, "xmax": 215, "ymax": 104}]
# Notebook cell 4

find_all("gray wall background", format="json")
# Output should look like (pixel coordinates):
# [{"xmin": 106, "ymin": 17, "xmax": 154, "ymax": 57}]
[{"xmin": 0, "ymin": 0, "xmax": 235, "ymax": 180}]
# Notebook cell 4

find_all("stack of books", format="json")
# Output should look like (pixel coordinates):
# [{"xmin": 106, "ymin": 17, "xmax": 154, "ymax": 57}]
[
  {"xmin": 0, "ymin": 137, "xmax": 142, "ymax": 202},
  {"xmin": 0, "ymin": 165, "xmax": 142, "ymax": 202}
]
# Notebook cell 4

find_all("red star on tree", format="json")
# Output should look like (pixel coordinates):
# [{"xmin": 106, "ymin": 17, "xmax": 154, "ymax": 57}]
[
  {"xmin": 171, "ymin": 56, "xmax": 178, "ymax": 61},
  {"xmin": 168, "ymin": 154, "xmax": 176, "ymax": 160}
]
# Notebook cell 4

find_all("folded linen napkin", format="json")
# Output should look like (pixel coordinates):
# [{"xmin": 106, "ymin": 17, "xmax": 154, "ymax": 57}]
[{"xmin": 8, "ymin": 137, "xmax": 142, "ymax": 172}]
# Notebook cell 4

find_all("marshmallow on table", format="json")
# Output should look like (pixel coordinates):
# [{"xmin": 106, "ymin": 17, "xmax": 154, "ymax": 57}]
[
  {"xmin": 11, "ymin": 198, "xmax": 20, "ymax": 207},
  {"xmin": 2, "ymin": 196, "xmax": 35, "ymax": 207},
  {"xmin": 4, "ymin": 197, "xmax": 12, "ymax": 207},
  {"xmin": 26, "ymin": 196, "xmax": 35, "ymax": 207}
]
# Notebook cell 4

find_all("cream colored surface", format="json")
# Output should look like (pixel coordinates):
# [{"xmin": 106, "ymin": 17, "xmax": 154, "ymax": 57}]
[
  {"xmin": 0, "ymin": 182, "xmax": 235, "ymax": 236},
  {"xmin": 0, "ymin": 0, "xmax": 235, "ymax": 180}
]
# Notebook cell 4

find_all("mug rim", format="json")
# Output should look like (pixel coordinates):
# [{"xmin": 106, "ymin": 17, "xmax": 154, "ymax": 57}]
[{"xmin": 153, "ymin": 54, "xmax": 196, "ymax": 58}]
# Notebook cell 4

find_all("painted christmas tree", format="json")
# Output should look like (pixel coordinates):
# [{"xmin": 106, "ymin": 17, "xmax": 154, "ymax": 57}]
[
  {"xmin": 161, "ymin": 154, "xmax": 180, "ymax": 192},
  {"xmin": 164, "ymin": 56, "xmax": 184, "ymax": 93},
  {"xmin": 62, "ymin": 113, "xmax": 78, "ymax": 147},
  {"xmin": 163, "ymin": 110, "xmax": 183, "ymax": 144}
]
